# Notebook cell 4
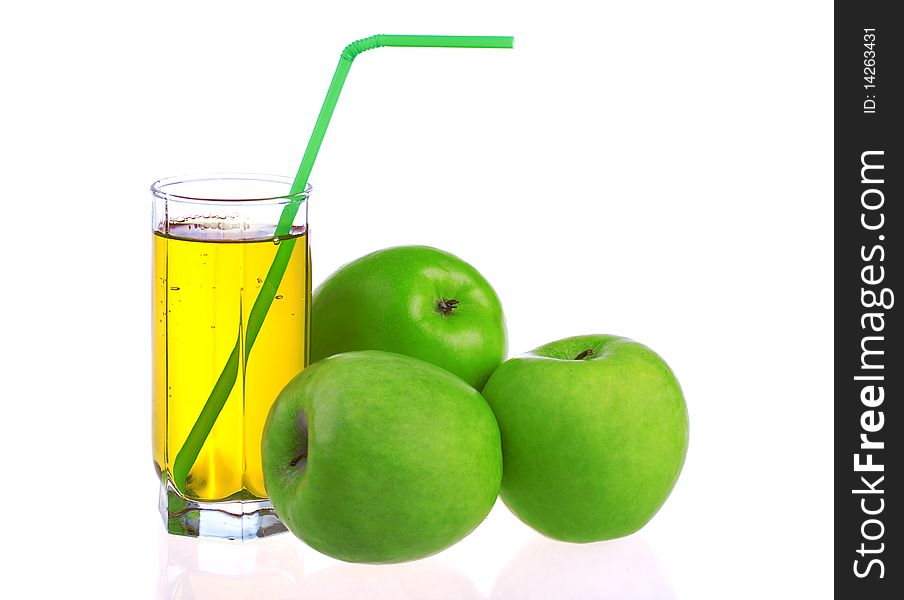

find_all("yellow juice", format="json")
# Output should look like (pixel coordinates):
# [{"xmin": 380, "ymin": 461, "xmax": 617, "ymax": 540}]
[{"xmin": 153, "ymin": 223, "xmax": 310, "ymax": 501}]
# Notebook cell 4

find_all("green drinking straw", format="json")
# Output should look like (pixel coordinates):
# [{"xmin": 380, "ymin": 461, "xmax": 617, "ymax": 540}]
[{"xmin": 172, "ymin": 34, "xmax": 514, "ymax": 494}]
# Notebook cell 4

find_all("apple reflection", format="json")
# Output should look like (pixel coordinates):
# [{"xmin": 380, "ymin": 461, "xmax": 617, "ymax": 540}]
[
  {"xmin": 157, "ymin": 530, "xmax": 483, "ymax": 600},
  {"xmin": 300, "ymin": 560, "xmax": 484, "ymax": 600},
  {"xmin": 491, "ymin": 536, "xmax": 675, "ymax": 600}
]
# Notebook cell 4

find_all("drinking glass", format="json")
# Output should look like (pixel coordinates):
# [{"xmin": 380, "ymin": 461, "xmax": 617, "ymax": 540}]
[{"xmin": 151, "ymin": 173, "xmax": 311, "ymax": 539}]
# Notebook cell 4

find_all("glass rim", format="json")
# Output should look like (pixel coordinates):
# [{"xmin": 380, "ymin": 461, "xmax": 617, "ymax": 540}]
[{"xmin": 150, "ymin": 172, "xmax": 312, "ymax": 203}]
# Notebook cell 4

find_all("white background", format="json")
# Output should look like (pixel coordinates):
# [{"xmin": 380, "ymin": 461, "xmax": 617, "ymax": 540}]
[{"xmin": 0, "ymin": 1, "xmax": 833, "ymax": 597}]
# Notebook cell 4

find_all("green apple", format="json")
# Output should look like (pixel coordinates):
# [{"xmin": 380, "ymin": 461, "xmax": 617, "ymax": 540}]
[
  {"xmin": 261, "ymin": 350, "xmax": 502, "ymax": 563},
  {"xmin": 481, "ymin": 334, "xmax": 688, "ymax": 542},
  {"xmin": 310, "ymin": 246, "xmax": 506, "ymax": 389}
]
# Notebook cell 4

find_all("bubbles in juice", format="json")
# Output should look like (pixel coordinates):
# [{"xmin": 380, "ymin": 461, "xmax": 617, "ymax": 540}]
[{"xmin": 153, "ymin": 221, "xmax": 310, "ymax": 501}]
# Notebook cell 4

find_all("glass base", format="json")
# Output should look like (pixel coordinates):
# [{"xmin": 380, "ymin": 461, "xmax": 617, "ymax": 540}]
[{"xmin": 159, "ymin": 478, "xmax": 287, "ymax": 540}]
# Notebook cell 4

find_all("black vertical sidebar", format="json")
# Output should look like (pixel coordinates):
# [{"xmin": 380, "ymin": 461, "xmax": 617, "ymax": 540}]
[{"xmin": 836, "ymin": 2, "xmax": 902, "ymax": 597}]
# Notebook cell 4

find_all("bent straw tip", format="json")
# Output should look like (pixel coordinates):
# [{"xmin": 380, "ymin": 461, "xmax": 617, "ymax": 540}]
[{"xmin": 342, "ymin": 35, "xmax": 515, "ymax": 60}]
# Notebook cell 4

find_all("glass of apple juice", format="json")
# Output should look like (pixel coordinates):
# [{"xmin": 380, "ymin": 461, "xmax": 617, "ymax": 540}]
[{"xmin": 151, "ymin": 173, "xmax": 311, "ymax": 539}]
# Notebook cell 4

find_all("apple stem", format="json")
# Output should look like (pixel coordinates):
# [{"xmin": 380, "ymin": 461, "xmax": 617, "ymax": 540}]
[
  {"xmin": 289, "ymin": 449, "xmax": 307, "ymax": 468},
  {"xmin": 574, "ymin": 349, "xmax": 594, "ymax": 360},
  {"xmin": 435, "ymin": 298, "xmax": 460, "ymax": 316}
]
